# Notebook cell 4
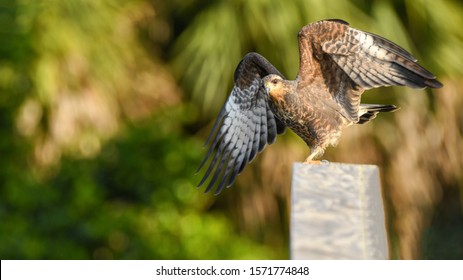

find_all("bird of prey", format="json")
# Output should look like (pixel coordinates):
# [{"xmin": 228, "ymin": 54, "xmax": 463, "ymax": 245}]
[{"xmin": 197, "ymin": 19, "xmax": 442, "ymax": 194}]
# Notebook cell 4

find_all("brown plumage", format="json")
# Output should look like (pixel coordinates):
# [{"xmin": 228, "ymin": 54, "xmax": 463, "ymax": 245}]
[{"xmin": 198, "ymin": 19, "xmax": 442, "ymax": 194}]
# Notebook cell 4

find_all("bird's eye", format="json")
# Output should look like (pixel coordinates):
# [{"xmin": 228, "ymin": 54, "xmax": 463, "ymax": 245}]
[{"xmin": 271, "ymin": 79, "xmax": 279, "ymax": 85}]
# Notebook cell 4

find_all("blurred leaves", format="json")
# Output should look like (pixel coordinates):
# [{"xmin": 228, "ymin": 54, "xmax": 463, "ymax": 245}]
[
  {"xmin": 2, "ymin": 108, "xmax": 279, "ymax": 259},
  {"xmin": 0, "ymin": 0, "xmax": 279, "ymax": 259},
  {"xmin": 0, "ymin": 0, "xmax": 462, "ymax": 260},
  {"xmin": 16, "ymin": 0, "xmax": 180, "ymax": 166}
]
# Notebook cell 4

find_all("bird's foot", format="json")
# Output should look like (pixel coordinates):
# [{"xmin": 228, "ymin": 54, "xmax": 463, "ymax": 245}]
[{"xmin": 303, "ymin": 159, "xmax": 329, "ymax": 165}]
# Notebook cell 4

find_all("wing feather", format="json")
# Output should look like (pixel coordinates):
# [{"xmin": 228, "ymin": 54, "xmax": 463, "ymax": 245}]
[
  {"xmin": 320, "ymin": 21, "xmax": 443, "ymax": 89},
  {"xmin": 198, "ymin": 52, "xmax": 286, "ymax": 194},
  {"xmin": 298, "ymin": 20, "xmax": 442, "ymax": 122}
]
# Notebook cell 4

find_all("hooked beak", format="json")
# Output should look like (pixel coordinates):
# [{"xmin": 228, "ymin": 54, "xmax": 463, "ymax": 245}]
[{"xmin": 261, "ymin": 81, "xmax": 268, "ymax": 94}]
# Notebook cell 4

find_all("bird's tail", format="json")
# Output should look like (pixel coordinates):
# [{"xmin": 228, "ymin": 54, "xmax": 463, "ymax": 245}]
[{"xmin": 357, "ymin": 104, "xmax": 399, "ymax": 124}]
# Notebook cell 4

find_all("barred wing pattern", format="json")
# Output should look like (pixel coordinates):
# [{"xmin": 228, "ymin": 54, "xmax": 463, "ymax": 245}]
[
  {"xmin": 299, "ymin": 19, "xmax": 442, "ymax": 122},
  {"xmin": 197, "ymin": 53, "xmax": 286, "ymax": 195},
  {"xmin": 325, "ymin": 27, "xmax": 442, "ymax": 89}
]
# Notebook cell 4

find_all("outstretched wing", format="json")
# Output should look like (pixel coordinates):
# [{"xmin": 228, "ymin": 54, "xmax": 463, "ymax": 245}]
[
  {"xmin": 197, "ymin": 52, "xmax": 286, "ymax": 195},
  {"xmin": 298, "ymin": 19, "xmax": 442, "ymax": 122}
]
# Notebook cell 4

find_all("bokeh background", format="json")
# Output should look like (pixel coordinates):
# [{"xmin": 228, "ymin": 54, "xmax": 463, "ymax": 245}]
[{"xmin": 1, "ymin": 0, "xmax": 462, "ymax": 259}]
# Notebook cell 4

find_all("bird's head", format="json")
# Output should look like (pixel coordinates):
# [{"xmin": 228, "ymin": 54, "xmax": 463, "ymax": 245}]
[{"xmin": 262, "ymin": 74, "xmax": 285, "ymax": 96}]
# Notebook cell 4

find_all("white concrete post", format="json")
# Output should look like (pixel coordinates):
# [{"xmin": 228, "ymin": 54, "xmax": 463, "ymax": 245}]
[{"xmin": 290, "ymin": 163, "xmax": 389, "ymax": 259}]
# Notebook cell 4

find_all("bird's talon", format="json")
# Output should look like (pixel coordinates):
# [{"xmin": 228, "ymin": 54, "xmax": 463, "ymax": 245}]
[{"xmin": 303, "ymin": 159, "xmax": 330, "ymax": 165}]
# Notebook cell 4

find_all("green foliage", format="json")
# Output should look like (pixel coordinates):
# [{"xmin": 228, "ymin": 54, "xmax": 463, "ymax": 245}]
[
  {"xmin": 0, "ymin": 0, "xmax": 280, "ymax": 259},
  {"xmin": 1, "ymin": 109, "xmax": 278, "ymax": 259}
]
